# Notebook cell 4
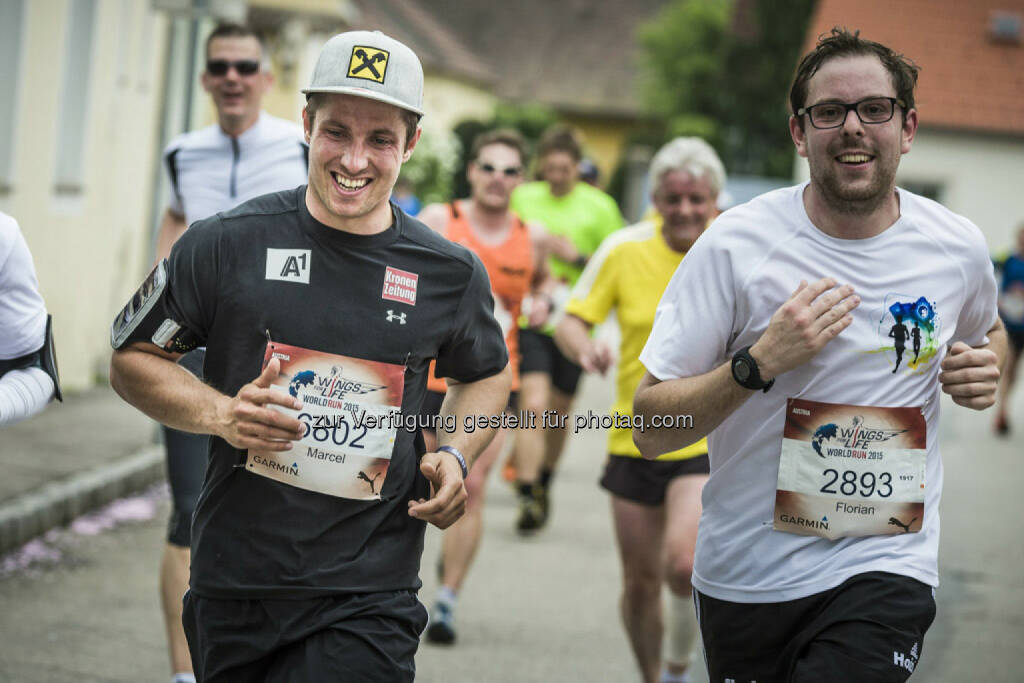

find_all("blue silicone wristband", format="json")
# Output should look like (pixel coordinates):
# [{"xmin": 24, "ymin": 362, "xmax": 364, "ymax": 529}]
[{"xmin": 436, "ymin": 445, "xmax": 468, "ymax": 479}]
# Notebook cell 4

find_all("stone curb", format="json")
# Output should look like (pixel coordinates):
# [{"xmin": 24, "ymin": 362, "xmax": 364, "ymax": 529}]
[{"xmin": 0, "ymin": 445, "xmax": 165, "ymax": 554}]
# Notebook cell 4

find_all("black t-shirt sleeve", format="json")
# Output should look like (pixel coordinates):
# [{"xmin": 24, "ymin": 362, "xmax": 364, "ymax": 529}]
[
  {"xmin": 163, "ymin": 216, "xmax": 221, "ymax": 342},
  {"xmin": 434, "ymin": 253, "xmax": 508, "ymax": 383}
]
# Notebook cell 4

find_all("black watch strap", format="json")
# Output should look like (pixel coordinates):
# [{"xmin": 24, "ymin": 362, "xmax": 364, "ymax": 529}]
[{"xmin": 731, "ymin": 345, "xmax": 774, "ymax": 392}]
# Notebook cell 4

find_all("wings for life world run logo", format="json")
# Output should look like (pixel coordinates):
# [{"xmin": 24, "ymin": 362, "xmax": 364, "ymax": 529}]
[
  {"xmin": 288, "ymin": 365, "xmax": 386, "ymax": 399},
  {"xmin": 874, "ymin": 295, "xmax": 940, "ymax": 375},
  {"xmin": 811, "ymin": 415, "xmax": 907, "ymax": 458}
]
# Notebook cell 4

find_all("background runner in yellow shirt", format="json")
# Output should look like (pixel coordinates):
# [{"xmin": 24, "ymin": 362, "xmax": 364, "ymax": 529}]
[
  {"xmin": 555, "ymin": 138, "xmax": 725, "ymax": 683},
  {"xmin": 509, "ymin": 126, "xmax": 623, "ymax": 532}
]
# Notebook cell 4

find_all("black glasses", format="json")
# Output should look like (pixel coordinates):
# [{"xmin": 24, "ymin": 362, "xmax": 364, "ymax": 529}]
[
  {"xmin": 477, "ymin": 163, "xmax": 522, "ymax": 177},
  {"xmin": 798, "ymin": 97, "xmax": 905, "ymax": 129},
  {"xmin": 206, "ymin": 59, "xmax": 260, "ymax": 76}
]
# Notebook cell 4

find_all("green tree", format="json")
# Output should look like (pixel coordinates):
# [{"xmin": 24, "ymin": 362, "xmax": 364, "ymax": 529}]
[
  {"xmin": 400, "ymin": 129, "xmax": 459, "ymax": 205},
  {"xmin": 638, "ymin": 0, "xmax": 815, "ymax": 178}
]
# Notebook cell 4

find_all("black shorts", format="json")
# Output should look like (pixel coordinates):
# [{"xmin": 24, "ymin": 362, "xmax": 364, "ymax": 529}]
[
  {"xmin": 696, "ymin": 571, "xmax": 936, "ymax": 683},
  {"xmin": 519, "ymin": 328, "xmax": 583, "ymax": 395},
  {"xmin": 417, "ymin": 389, "xmax": 519, "ymax": 434},
  {"xmin": 163, "ymin": 349, "xmax": 208, "ymax": 547},
  {"xmin": 599, "ymin": 453, "xmax": 709, "ymax": 505},
  {"xmin": 183, "ymin": 589, "xmax": 427, "ymax": 683}
]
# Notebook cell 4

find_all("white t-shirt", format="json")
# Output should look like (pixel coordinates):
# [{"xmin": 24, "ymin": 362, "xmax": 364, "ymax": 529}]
[
  {"xmin": 165, "ymin": 112, "xmax": 308, "ymax": 227},
  {"xmin": 0, "ymin": 212, "xmax": 47, "ymax": 359},
  {"xmin": 640, "ymin": 183, "xmax": 998, "ymax": 603}
]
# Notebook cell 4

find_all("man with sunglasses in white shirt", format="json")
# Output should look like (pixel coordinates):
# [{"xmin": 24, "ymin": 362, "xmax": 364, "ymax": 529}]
[{"xmin": 153, "ymin": 22, "xmax": 307, "ymax": 683}]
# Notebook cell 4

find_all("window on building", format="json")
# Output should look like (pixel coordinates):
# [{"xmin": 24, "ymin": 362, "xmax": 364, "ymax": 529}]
[
  {"xmin": 0, "ymin": 0, "xmax": 26, "ymax": 195},
  {"xmin": 900, "ymin": 180, "xmax": 944, "ymax": 203},
  {"xmin": 54, "ymin": 0, "xmax": 98, "ymax": 195}
]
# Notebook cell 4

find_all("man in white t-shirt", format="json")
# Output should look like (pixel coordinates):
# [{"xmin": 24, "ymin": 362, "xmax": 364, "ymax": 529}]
[
  {"xmin": 0, "ymin": 212, "xmax": 59, "ymax": 426},
  {"xmin": 635, "ymin": 28, "xmax": 1005, "ymax": 682},
  {"xmin": 153, "ymin": 22, "xmax": 307, "ymax": 683}
]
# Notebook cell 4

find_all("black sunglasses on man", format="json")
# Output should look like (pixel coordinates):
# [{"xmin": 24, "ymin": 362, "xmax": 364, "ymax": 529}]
[{"xmin": 206, "ymin": 59, "xmax": 261, "ymax": 76}]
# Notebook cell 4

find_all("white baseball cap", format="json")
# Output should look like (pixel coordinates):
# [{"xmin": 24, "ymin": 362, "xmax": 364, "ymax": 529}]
[{"xmin": 302, "ymin": 30, "xmax": 424, "ymax": 116}]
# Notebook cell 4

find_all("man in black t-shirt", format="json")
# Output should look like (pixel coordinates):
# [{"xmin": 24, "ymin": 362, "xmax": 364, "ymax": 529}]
[{"xmin": 110, "ymin": 31, "xmax": 511, "ymax": 682}]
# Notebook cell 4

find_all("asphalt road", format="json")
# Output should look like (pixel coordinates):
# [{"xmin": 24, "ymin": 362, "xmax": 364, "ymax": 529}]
[{"xmin": 0, "ymin": 371, "xmax": 1021, "ymax": 682}]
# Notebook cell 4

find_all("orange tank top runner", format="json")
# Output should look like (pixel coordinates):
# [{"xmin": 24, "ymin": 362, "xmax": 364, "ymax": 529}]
[{"xmin": 427, "ymin": 200, "xmax": 534, "ymax": 393}]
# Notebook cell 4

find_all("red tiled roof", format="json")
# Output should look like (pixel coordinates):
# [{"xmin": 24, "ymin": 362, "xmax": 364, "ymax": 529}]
[{"xmin": 805, "ymin": 0, "xmax": 1024, "ymax": 136}]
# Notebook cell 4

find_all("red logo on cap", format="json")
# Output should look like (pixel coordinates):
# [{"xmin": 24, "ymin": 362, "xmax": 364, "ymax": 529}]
[{"xmin": 382, "ymin": 266, "xmax": 418, "ymax": 306}]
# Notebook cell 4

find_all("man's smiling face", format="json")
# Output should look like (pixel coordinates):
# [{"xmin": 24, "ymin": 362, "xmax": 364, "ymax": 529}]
[
  {"xmin": 791, "ymin": 54, "xmax": 917, "ymax": 214},
  {"xmin": 303, "ymin": 94, "xmax": 419, "ymax": 232}
]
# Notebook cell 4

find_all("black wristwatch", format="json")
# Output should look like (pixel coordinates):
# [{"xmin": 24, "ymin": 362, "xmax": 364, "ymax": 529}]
[{"xmin": 731, "ymin": 345, "xmax": 774, "ymax": 392}]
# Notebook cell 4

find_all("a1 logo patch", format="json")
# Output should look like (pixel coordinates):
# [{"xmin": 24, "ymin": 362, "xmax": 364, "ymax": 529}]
[
  {"xmin": 348, "ymin": 46, "xmax": 389, "ymax": 84},
  {"xmin": 266, "ymin": 249, "xmax": 311, "ymax": 284}
]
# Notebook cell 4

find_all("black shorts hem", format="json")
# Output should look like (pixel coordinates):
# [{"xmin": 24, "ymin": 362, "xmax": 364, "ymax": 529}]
[
  {"xmin": 600, "ymin": 453, "xmax": 709, "ymax": 506},
  {"xmin": 518, "ymin": 328, "xmax": 582, "ymax": 394}
]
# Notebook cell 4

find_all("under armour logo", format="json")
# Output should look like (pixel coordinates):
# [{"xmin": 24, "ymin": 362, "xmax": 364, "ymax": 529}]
[
  {"xmin": 348, "ymin": 46, "xmax": 389, "ymax": 83},
  {"xmin": 265, "ymin": 249, "xmax": 311, "ymax": 284},
  {"xmin": 386, "ymin": 310, "xmax": 406, "ymax": 324}
]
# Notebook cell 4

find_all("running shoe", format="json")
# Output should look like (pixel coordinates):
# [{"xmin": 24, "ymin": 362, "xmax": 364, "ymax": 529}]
[
  {"xmin": 516, "ymin": 486, "xmax": 547, "ymax": 533},
  {"xmin": 426, "ymin": 602, "xmax": 456, "ymax": 644}
]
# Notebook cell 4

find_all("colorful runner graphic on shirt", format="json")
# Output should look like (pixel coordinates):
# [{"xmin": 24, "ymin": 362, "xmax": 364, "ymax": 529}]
[
  {"xmin": 246, "ymin": 342, "xmax": 404, "ymax": 500},
  {"xmin": 872, "ymin": 294, "xmax": 940, "ymax": 374}
]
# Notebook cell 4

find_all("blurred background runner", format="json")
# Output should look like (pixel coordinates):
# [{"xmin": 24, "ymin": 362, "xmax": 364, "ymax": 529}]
[
  {"xmin": 556, "ymin": 138, "xmax": 725, "ymax": 683},
  {"xmin": 508, "ymin": 125, "xmax": 623, "ymax": 533},
  {"xmin": 417, "ymin": 128, "xmax": 558, "ymax": 644}
]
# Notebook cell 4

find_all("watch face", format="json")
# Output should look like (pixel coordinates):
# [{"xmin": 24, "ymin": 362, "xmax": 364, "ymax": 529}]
[{"xmin": 734, "ymin": 358, "xmax": 751, "ymax": 382}]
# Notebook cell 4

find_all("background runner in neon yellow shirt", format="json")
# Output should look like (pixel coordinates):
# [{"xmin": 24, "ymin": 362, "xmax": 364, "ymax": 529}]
[
  {"xmin": 506, "ymin": 125, "xmax": 623, "ymax": 533},
  {"xmin": 556, "ymin": 138, "xmax": 725, "ymax": 683}
]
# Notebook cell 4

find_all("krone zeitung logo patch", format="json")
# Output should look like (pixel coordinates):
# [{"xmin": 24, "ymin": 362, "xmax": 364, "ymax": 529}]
[
  {"xmin": 382, "ymin": 266, "xmax": 418, "ymax": 306},
  {"xmin": 348, "ymin": 46, "xmax": 389, "ymax": 84},
  {"xmin": 266, "ymin": 249, "xmax": 311, "ymax": 284}
]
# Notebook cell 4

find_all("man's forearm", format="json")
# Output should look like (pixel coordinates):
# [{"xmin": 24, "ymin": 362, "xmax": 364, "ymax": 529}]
[
  {"xmin": 553, "ymin": 314, "xmax": 591, "ymax": 366},
  {"xmin": 633, "ymin": 363, "xmax": 755, "ymax": 458},
  {"xmin": 438, "ymin": 365, "xmax": 512, "ymax": 466},
  {"xmin": 987, "ymin": 320, "xmax": 1009, "ymax": 371},
  {"xmin": 154, "ymin": 210, "xmax": 187, "ymax": 263},
  {"xmin": 110, "ymin": 345, "xmax": 225, "ymax": 435}
]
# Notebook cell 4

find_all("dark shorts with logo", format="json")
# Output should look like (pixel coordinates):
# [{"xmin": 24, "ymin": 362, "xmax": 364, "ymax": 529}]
[
  {"xmin": 600, "ymin": 453, "xmax": 709, "ymax": 506},
  {"xmin": 696, "ymin": 571, "xmax": 936, "ymax": 683},
  {"xmin": 183, "ymin": 589, "xmax": 427, "ymax": 683},
  {"xmin": 519, "ymin": 328, "xmax": 583, "ymax": 395},
  {"xmin": 163, "ymin": 349, "xmax": 208, "ymax": 547}
]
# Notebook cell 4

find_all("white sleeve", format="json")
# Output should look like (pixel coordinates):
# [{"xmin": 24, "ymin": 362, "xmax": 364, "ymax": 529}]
[
  {"xmin": 163, "ymin": 145, "xmax": 185, "ymax": 217},
  {"xmin": 0, "ymin": 215, "xmax": 47, "ymax": 358},
  {"xmin": 639, "ymin": 229, "xmax": 737, "ymax": 380},
  {"xmin": 953, "ymin": 223, "xmax": 1000, "ymax": 346},
  {"xmin": 0, "ymin": 367, "xmax": 55, "ymax": 426}
]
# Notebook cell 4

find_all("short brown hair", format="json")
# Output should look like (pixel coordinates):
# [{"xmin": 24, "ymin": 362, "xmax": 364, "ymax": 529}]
[
  {"xmin": 304, "ymin": 93, "xmax": 421, "ymax": 149},
  {"xmin": 470, "ymin": 128, "xmax": 529, "ymax": 166},
  {"xmin": 205, "ymin": 23, "xmax": 264, "ymax": 61},
  {"xmin": 536, "ymin": 125, "xmax": 582, "ymax": 162},
  {"xmin": 790, "ymin": 27, "xmax": 919, "ymax": 127}
]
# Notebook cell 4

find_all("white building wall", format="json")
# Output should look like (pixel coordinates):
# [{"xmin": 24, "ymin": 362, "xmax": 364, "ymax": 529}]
[
  {"xmin": 793, "ymin": 127, "xmax": 1024, "ymax": 252},
  {"xmin": 1, "ymin": 0, "xmax": 169, "ymax": 390}
]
